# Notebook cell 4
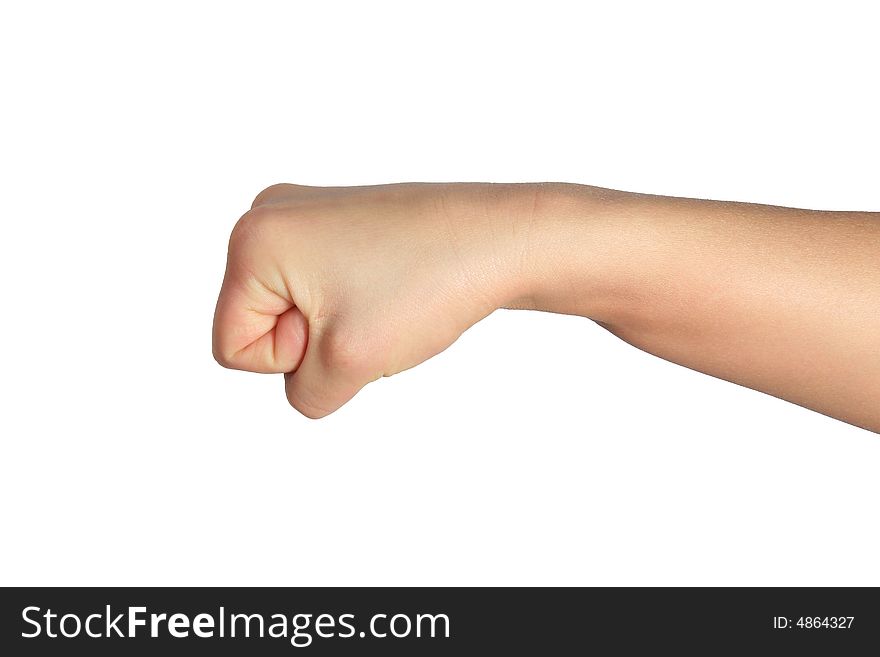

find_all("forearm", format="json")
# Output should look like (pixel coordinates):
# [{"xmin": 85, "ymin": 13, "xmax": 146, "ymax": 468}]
[
  {"xmin": 214, "ymin": 181, "xmax": 878, "ymax": 425},
  {"xmin": 504, "ymin": 183, "xmax": 880, "ymax": 433}
]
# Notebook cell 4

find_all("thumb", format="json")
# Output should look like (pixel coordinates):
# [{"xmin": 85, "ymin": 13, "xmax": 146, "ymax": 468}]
[
  {"xmin": 284, "ymin": 327, "xmax": 375, "ymax": 419},
  {"xmin": 213, "ymin": 277, "xmax": 308, "ymax": 374}
]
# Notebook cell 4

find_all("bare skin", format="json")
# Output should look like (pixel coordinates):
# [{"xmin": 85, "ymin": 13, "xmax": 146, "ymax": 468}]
[{"xmin": 213, "ymin": 183, "xmax": 880, "ymax": 432}]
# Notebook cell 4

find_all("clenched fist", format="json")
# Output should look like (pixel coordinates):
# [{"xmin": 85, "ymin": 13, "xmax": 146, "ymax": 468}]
[{"xmin": 212, "ymin": 183, "xmax": 534, "ymax": 418}]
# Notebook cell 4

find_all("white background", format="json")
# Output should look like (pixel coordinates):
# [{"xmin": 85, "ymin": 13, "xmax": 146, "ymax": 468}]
[{"xmin": 1, "ymin": 1, "xmax": 878, "ymax": 586}]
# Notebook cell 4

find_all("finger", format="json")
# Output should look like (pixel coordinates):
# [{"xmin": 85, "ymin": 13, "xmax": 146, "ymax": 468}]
[
  {"xmin": 213, "ymin": 279, "xmax": 308, "ymax": 373},
  {"xmin": 283, "ymin": 329, "xmax": 372, "ymax": 418}
]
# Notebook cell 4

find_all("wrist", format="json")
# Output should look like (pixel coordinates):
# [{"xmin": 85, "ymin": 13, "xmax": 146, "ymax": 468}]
[{"xmin": 499, "ymin": 183, "xmax": 635, "ymax": 322}]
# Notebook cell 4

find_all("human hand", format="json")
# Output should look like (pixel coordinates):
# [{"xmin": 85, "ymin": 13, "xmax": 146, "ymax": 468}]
[{"xmin": 212, "ymin": 183, "xmax": 531, "ymax": 418}]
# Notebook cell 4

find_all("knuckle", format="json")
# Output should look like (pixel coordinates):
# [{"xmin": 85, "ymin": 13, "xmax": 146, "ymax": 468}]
[
  {"xmin": 228, "ymin": 205, "xmax": 279, "ymax": 254},
  {"xmin": 251, "ymin": 183, "xmax": 293, "ymax": 209},
  {"xmin": 318, "ymin": 325, "xmax": 374, "ymax": 377}
]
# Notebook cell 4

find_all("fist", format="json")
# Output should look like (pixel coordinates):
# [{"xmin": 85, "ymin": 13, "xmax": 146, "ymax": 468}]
[{"xmin": 212, "ymin": 183, "xmax": 530, "ymax": 417}]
